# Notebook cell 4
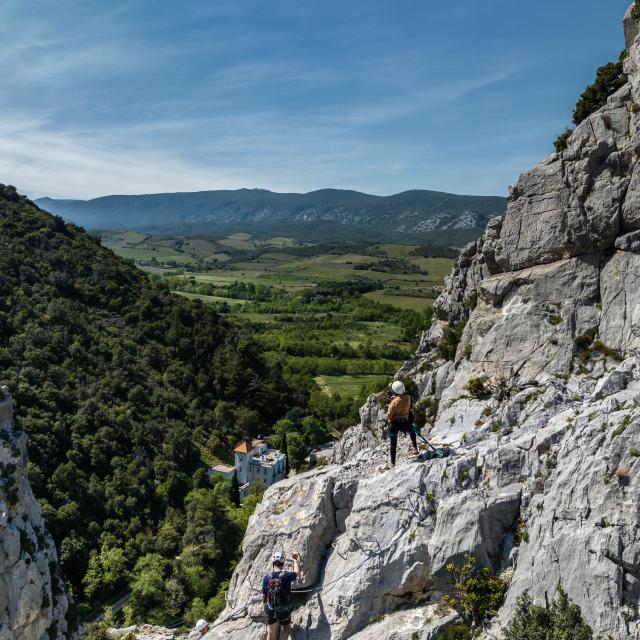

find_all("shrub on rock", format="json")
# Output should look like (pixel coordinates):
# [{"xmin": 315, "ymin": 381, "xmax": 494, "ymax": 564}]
[{"xmin": 505, "ymin": 588, "xmax": 594, "ymax": 640}]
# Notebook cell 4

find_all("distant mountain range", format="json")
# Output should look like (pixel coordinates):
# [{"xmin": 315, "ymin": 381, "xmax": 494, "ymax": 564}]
[{"xmin": 36, "ymin": 188, "xmax": 506, "ymax": 244}]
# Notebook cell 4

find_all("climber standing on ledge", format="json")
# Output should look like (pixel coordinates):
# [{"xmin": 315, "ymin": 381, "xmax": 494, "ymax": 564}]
[
  {"xmin": 263, "ymin": 551, "xmax": 301, "ymax": 640},
  {"xmin": 387, "ymin": 380, "xmax": 419, "ymax": 466}
]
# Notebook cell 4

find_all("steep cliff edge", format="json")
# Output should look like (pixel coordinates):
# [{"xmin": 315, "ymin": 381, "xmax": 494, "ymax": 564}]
[
  {"xmin": 0, "ymin": 389, "xmax": 69, "ymax": 640},
  {"xmin": 203, "ymin": 6, "xmax": 640, "ymax": 640}
]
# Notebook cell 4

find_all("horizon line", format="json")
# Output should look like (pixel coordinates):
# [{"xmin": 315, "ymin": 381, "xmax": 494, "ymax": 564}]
[{"xmin": 33, "ymin": 185, "xmax": 507, "ymax": 202}]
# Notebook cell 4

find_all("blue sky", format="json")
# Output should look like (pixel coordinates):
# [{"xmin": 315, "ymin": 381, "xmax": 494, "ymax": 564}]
[{"xmin": 0, "ymin": 0, "xmax": 632, "ymax": 199}]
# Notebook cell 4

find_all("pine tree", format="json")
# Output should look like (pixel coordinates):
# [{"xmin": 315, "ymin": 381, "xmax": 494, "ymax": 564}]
[
  {"xmin": 573, "ymin": 52, "xmax": 628, "ymax": 125},
  {"xmin": 230, "ymin": 471, "xmax": 240, "ymax": 508},
  {"xmin": 505, "ymin": 588, "xmax": 594, "ymax": 640}
]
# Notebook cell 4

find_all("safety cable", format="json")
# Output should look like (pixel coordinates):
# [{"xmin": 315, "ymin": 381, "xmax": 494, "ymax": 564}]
[{"xmin": 220, "ymin": 483, "xmax": 434, "ymax": 618}]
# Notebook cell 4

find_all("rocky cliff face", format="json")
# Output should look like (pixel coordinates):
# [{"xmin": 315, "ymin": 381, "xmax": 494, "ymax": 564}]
[
  {"xmin": 0, "ymin": 389, "xmax": 69, "ymax": 640},
  {"xmin": 201, "ymin": 8, "xmax": 640, "ymax": 640}
]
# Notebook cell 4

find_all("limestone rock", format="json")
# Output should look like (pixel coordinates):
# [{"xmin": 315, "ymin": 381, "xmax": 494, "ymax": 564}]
[
  {"xmin": 107, "ymin": 621, "xmax": 217, "ymax": 640},
  {"xmin": 346, "ymin": 606, "xmax": 458, "ymax": 640},
  {"xmin": 625, "ymin": 2, "xmax": 640, "ymax": 52},
  {"xmin": 333, "ymin": 424, "xmax": 377, "ymax": 465},
  {"xmin": 494, "ymin": 93, "xmax": 631, "ymax": 273},
  {"xmin": 599, "ymin": 251, "xmax": 640, "ymax": 352},
  {"xmin": 591, "ymin": 368, "xmax": 632, "ymax": 400},
  {"xmin": 206, "ymin": 358, "xmax": 640, "ymax": 639},
  {"xmin": 0, "ymin": 389, "xmax": 69, "ymax": 640},
  {"xmin": 614, "ymin": 229, "xmax": 640, "ymax": 251},
  {"xmin": 417, "ymin": 321, "xmax": 445, "ymax": 353}
]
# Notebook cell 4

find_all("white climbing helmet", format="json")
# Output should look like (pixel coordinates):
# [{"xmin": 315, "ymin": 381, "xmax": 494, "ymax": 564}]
[
  {"xmin": 195, "ymin": 620, "xmax": 208, "ymax": 632},
  {"xmin": 391, "ymin": 380, "xmax": 406, "ymax": 395},
  {"xmin": 272, "ymin": 551, "xmax": 286, "ymax": 565}
]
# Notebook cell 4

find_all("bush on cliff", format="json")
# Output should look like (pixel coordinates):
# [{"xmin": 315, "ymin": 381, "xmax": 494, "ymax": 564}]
[
  {"xmin": 573, "ymin": 52, "xmax": 628, "ymax": 126},
  {"xmin": 434, "ymin": 624, "xmax": 473, "ymax": 640},
  {"xmin": 554, "ymin": 129, "xmax": 573, "ymax": 153},
  {"xmin": 444, "ymin": 554, "xmax": 507, "ymax": 628},
  {"xmin": 505, "ymin": 588, "xmax": 595, "ymax": 639},
  {"xmin": 553, "ymin": 50, "xmax": 628, "ymax": 150},
  {"xmin": 437, "ymin": 319, "xmax": 467, "ymax": 361}
]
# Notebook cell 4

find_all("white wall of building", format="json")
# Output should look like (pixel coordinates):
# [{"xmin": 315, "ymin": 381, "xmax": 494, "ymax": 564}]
[{"xmin": 234, "ymin": 443, "xmax": 287, "ymax": 494}]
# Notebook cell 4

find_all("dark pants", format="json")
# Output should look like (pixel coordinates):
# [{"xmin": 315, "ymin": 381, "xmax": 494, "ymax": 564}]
[
  {"xmin": 389, "ymin": 419, "xmax": 417, "ymax": 465},
  {"xmin": 264, "ymin": 605, "xmax": 292, "ymax": 626}
]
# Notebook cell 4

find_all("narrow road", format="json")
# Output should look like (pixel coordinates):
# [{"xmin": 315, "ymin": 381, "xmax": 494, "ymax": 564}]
[{"xmin": 87, "ymin": 590, "xmax": 132, "ymax": 624}]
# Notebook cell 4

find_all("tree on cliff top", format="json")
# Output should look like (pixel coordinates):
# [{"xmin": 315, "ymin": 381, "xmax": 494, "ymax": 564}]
[{"xmin": 573, "ymin": 51, "xmax": 628, "ymax": 126}]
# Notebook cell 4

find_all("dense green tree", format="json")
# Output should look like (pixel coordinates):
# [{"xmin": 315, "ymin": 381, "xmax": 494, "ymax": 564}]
[
  {"xmin": 250, "ymin": 479, "xmax": 266, "ymax": 497},
  {"xmin": 301, "ymin": 416, "xmax": 329, "ymax": 447},
  {"xmin": 83, "ymin": 546, "xmax": 129, "ymax": 601},
  {"xmin": 274, "ymin": 418, "xmax": 295, "ymax": 436},
  {"xmin": 178, "ymin": 489, "xmax": 236, "ymax": 598},
  {"xmin": 124, "ymin": 554, "xmax": 171, "ymax": 625},
  {"xmin": 286, "ymin": 432, "xmax": 307, "ymax": 471},
  {"xmin": 163, "ymin": 577, "xmax": 188, "ymax": 620},
  {"xmin": 155, "ymin": 508, "xmax": 186, "ymax": 556},
  {"xmin": 573, "ymin": 53, "xmax": 627, "ymax": 125}
]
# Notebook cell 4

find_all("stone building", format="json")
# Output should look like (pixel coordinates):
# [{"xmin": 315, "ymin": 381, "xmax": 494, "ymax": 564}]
[{"xmin": 209, "ymin": 440, "xmax": 288, "ymax": 499}]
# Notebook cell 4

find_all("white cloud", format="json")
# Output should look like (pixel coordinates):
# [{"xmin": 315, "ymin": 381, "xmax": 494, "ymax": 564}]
[{"xmin": 0, "ymin": 115, "xmax": 241, "ymax": 198}]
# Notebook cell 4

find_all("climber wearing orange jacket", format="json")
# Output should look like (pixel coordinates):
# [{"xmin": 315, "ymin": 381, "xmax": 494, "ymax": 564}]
[{"xmin": 386, "ymin": 380, "xmax": 419, "ymax": 466}]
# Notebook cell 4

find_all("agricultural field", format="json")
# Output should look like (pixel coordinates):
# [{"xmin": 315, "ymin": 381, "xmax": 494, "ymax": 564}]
[
  {"xmin": 103, "ymin": 232, "xmax": 454, "ymax": 404},
  {"xmin": 173, "ymin": 291, "xmax": 249, "ymax": 305}
]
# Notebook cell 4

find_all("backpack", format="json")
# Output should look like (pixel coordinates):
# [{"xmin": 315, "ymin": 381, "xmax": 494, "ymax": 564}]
[{"xmin": 266, "ymin": 572, "xmax": 291, "ymax": 613}]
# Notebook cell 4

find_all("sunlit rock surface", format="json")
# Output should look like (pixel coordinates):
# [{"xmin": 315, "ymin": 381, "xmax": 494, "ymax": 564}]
[{"xmin": 0, "ymin": 390, "xmax": 69, "ymax": 640}]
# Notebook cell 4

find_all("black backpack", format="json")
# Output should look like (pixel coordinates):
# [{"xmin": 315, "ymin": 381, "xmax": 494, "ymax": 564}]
[{"xmin": 266, "ymin": 572, "xmax": 291, "ymax": 613}]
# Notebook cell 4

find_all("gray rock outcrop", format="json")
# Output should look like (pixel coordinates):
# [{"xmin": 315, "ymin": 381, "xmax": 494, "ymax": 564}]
[
  {"xmin": 205, "ymin": 352, "xmax": 640, "ymax": 640},
  {"xmin": 201, "ymin": 5, "xmax": 640, "ymax": 640},
  {"xmin": 625, "ymin": 2, "xmax": 640, "ymax": 50},
  {"xmin": 0, "ymin": 389, "xmax": 69, "ymax": 640}
]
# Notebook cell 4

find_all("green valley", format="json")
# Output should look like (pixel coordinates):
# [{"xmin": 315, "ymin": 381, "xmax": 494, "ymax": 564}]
[{"xmin": 102, "ymin": 231, "xmax": 455, "ymax": 407}]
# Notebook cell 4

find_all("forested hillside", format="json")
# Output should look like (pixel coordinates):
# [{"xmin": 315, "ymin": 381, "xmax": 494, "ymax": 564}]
[
  {"xmin": 0, "ymin": 184, "xmax": 305, "ymax": 624},
  {"xmin": 36, "ymin": 188, "xmax": 506, "ymax": 245}
]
